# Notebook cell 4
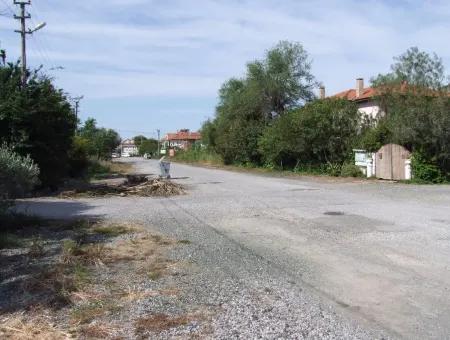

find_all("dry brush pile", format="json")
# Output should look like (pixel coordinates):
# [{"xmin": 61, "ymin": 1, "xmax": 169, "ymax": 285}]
[{"xmin": 60, "ymin": 174, "xmax": 185, "ymax": 199}]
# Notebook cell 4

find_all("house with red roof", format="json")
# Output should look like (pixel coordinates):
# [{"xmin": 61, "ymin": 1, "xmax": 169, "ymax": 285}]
[
  {"xmin": 162, "ymin": 129, "xmax": 201, "ymax": 155},
  {"xmin": 321, "ymin": 78, "xmax": 382, "ymax": 119}
]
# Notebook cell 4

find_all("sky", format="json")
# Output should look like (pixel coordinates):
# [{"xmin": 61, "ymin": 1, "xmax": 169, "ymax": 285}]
[{"xmin": 0, "ymin": 0, "xmax": 449, "ymax": 139}]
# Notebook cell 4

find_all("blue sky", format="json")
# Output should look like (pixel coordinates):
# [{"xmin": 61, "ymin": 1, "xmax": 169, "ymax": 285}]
[{"xmin": 0, "ymin": 0, "xmax": 449, "ymax": 139}]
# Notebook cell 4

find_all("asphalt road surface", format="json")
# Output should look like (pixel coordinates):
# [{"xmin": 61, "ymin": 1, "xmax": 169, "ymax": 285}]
[{"xmin": 20, "ymin": 159, "xmax": 450, "ymax": 339}]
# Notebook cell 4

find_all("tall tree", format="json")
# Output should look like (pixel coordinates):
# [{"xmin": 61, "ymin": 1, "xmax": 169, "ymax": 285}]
[
  {"xmin": 78, "ymin": 118, "xmax": 121, "ymax": 160},
  {"xmin": 372, "ymin": 47, "xmax": 448, "ymax": 90},
  {"xmin": 204, "ymin": 41, "xmax": 318, "ymax": 164},
  {"xmin": 0, "ymin": 64, "xmax": 76, "ymax": 188}
]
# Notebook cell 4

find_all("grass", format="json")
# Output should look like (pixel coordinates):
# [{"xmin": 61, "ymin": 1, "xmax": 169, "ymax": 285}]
[
  {"xmin": 88, "ymin": 159, "xmax": 133, "ymax": 180},
  {"xmin": 1, "ymin": 218, "xmax": 193, "ymax": 338},
  {"xmin": 71, "ymin": 299, "xmax": 120, "ymax": 324},
  {"xmin": 173, "ymin": 148, "xmax": 223, "ymax": 166},
  {"xmin": 0, "ymin": 232, "xmax": 24, "ymax": 249},
  {"xmin": 0, "ymin": 313, "xmax": 69, "ymax": 339},
  {"xmin": 92, "ymin": 223, "xmax": 135, "ymax": 237},
  {"xmin": 135, "ymin": 313, "xmax": 192, "ymax": 334}
]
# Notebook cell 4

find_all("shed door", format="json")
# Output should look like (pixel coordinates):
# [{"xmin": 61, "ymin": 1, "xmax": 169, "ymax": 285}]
[{"xmin": 375, "ymin": 144, "xmax": 410, "ymax": 180}]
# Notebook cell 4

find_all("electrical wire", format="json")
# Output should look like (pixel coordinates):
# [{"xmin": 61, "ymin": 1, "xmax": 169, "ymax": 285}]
[{"xmin": 29, "ymin": 1, "xmax": 58, "ymax": 70}]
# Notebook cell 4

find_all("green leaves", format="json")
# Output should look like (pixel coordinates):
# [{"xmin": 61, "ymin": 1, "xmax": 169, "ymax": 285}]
[
  {"xmin": 259, "ymin": 99, "xmax": 360, "ymax": 168},
  {"xmin": 206, "ymin": 41, "xmax": 318, "ymax": 165},
  {"xmin": 0, "ymin": 64, "xmax": 76, "ymax": 188},
  {"xmin": 78, "ymin": 119, "xmax": 121, "ymax": 160}
]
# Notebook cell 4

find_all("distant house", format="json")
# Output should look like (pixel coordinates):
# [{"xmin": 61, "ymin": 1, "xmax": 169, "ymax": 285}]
[
  {"xmin": 321, "ymin": 78, "xmax": 382, "ymax": 119},
  {"xmin": 120, "ymin": 139, "xmax": 138, "ymax": 157},
  {"xmin": 162, "ymin": 129, "xmax": 201, "ymax": 155}
]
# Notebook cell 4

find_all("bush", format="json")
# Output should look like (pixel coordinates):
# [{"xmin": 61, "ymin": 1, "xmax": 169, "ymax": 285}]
[
  {"xmin": 340, "ymin": 163, "xmax": 364, "ymax": 178},
  {"xmin": 0, "ymin": 64, "xmax": 77, "ymax": 189},
  {"xmin": 259, "ymin": 99, "xmax": 361, "ymax": 168},
  {"xmin": 411, "ymin": 152, "xmax": 445, "ymax": 183},
  {"xmin": 0, "ymin": 144, "xmax": 40, "ymax": 200},
  {"xmin": 68, "ymin": 136, "xmax": 89, "ymax": 178},
  {"xmin": 174, "ymin": 146, "xmax": 222, "ymax": 165}
]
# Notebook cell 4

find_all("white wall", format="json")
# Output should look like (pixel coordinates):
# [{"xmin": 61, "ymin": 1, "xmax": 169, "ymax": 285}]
[{"xmin": 357, "ymin": 101, "xmax": 382, "ymax": 119}]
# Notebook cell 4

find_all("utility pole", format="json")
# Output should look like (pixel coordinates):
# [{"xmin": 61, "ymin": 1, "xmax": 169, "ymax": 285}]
[
  {"xmin": 14, "ymin": 1, "xmax": 30, "ymax": 86},
  {"xmin": 14, "ymin": 1, "xmax": 46, "ymax": 86},
  {"xmin": 157, "ymin": 129, "xmax": 161, "ymax": 156},
  {"xmin": 73, "ymin": 96, "xmax": 84, "ymax": 121}
]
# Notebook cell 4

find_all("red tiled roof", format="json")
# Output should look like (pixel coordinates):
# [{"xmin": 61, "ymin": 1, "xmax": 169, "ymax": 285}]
[
  {"xmin": 332, "ymin": 83, "xmax": 449, "ymax": 101},
  {"xmin": 332, "ymin": 87, "xmax": 378, "ymax": 101},
  {"xmin": 165, "ymin": 131, "xmax": 201, "ymax": 141}
]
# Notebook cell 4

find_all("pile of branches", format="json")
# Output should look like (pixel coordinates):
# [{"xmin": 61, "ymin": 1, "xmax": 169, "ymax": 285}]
[{"xmin": 60, "ymin": 175, "xmax": 185, "ymax": 198}]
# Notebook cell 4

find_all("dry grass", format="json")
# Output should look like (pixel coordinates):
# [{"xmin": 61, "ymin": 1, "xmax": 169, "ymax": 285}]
[
  {"xmin": 78, "ymin": 322, "xmax": 117, "ymax": 338},
  {"xmin": 0, "ymin": 313, "xmax": 69, "ymax": 340},
  {"xmin": 2, "ymin": 219, "xmax": 193, "ymax": 339},
  {"xmin": 109, "ymin": 161, "xmax": 133, "ymax": 175},
  {"xmin": 70, "ymin": 299, "xmax": 120, "ymax": 325},
  {"xmin": 134, "ymin": 313, "xmax": 193, "ymax": 334},
  {"xmin": 61, "ymin": 240, "xmax": 107, "ymax": 266},
  {"xmin": 92, "ymin": 223, "xmax": 135, "ymax": 237}
]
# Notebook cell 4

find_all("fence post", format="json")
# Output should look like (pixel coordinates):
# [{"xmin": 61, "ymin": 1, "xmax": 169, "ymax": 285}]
[{"xmin": 405, "ymin": 159, "xmax": 412, "ymax": 180}]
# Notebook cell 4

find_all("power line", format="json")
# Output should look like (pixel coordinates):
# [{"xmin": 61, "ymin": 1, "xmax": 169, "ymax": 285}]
[{"xmin": 29, "ymin": 1, "xmax": 56, "ymax": 69}]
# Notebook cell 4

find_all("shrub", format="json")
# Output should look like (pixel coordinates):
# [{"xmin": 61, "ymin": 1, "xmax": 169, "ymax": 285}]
[
  {"xmin": 0, "ymin": 144, "xmax": 40, "ymax": 200},
  {"xmin": 340, "ymin": 163, "xmax": 364, "ymax": 178},
  {"xmin": 259, "ymin": 99, "xmax": 361, "ymax": 168},
  {"xmin": 68, "ymin": 136, "xmax": 89, "ymax": 178},
  {"xmin": 411, "ymin": 152, "xmax": 445, "ymax": 183}
]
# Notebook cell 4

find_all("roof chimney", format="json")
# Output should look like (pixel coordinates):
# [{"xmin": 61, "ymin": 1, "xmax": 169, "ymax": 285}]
[
  {"xmin": 356, "ymin": 78, "xmax": 364, "ymax": 98},
  {"xmin": 319, "ymin": 86, "xmax": 325, "ymax": 99}
]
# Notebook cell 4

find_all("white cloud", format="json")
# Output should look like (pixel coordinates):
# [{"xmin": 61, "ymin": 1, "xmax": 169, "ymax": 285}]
[{"xmin": 1, "ymin": 0, "xmax": 449, "ymax": 99}]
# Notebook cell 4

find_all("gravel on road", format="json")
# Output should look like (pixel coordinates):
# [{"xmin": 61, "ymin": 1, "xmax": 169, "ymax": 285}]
[{"xmin": 17, "ymin": 158, "xmax": 450, "ymax": 339}]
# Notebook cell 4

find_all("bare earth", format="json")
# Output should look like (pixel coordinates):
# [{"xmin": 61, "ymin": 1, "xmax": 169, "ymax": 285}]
[{"xmin": 18, "ymin": 158, "xmax": 450, "ymax": 339}]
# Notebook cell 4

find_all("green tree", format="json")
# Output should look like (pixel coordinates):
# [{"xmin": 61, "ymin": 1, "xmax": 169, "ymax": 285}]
[
  {"xmin": 138, "ymin": 138, "xmax": 158, "ymax": 156},
  {"xmin": 259, "ymin": 99, "xmax": 361, "ymax": 168},
  {"xmin": 133, "ymin": 135, "xmax": 147, "ymax": 147},
  {"xmin": 368, "ymin": 48, "xmax": 450, "ymax": 179},
  {"xmin": 372, "ymin": 47, "xmax": 448, "ymax": 90},
  {"xmin": 204, "ymin": 41, "xmax": 318, "ymax": 165},
  {"xmin": 0, "ymin": 64, "xmax": 76, "ymax": 188},
  {"xmin": 78, "ymin": 118, "xmax": 121, "ymax": 160}
]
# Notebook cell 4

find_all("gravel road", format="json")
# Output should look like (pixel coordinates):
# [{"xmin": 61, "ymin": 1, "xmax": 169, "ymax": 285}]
[{"xmin": 19, "ymin": 159, "xmax": 450, "ymax": 339}]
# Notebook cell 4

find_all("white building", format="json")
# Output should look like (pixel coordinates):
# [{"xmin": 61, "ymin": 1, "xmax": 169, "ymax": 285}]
[
  {"xmin": 120, "ymin": 139, "xmax": 138, "ymax": 157},
  {"xmin": 322, "ymin": 78, "xmax": 383, "ymax": 119}
]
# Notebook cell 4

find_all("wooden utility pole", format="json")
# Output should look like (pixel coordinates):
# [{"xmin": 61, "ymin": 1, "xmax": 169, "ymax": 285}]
[
  {"xmin": 73, "ymin": 96, "xmax": 84, "ymax": 121},
  {"xmin": 14, "ymin": 1, "xmax": 30, "ymax": 86},
  {"xmin": 14, "ymin": 1, "xmax": 46, "ymax": 86},
  {"xmin": 157, "ymin": 129, "xmax": 161, "ymax": 156}
]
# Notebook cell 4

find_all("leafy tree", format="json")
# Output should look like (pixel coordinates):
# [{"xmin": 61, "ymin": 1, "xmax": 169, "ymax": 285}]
[
  {"xmin": 204, "ymin": 41, "xmax": 318, "ymax": 164},
  {"xmin": 259, "ymin": 99, "xmax": 361, "ymax": 168},
  {"xmin": 78, "ymin": 118, "xmax": 121, "ymax": 160},
  {"xmin": 133, "ymin": 135, "xmax": 147, "ymax": 147},
  {"xmin": 0, "ymin": 64, "xmax": 76, "ymax": 188},
  {"xmin": 368, "ymin": 48, "xmax": 450, "ymax": 179},
  {"xmin": 372, "ymin": 47, "xmax": 448, "ymax": 90},
  {"xmin": 138, "ymin": 138, "xmax": 158, "ymax": 156}
]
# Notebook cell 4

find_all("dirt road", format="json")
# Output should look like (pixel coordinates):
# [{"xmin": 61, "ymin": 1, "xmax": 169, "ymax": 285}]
[{"xmin": 20, "ymin": 159, "xmax": 450, "ymax": 339}]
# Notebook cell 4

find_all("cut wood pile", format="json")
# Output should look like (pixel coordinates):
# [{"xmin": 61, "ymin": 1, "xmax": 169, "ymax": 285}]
[{"xmin": 60, "ymin": 175, "xmax": 185, "ymax": 198}]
